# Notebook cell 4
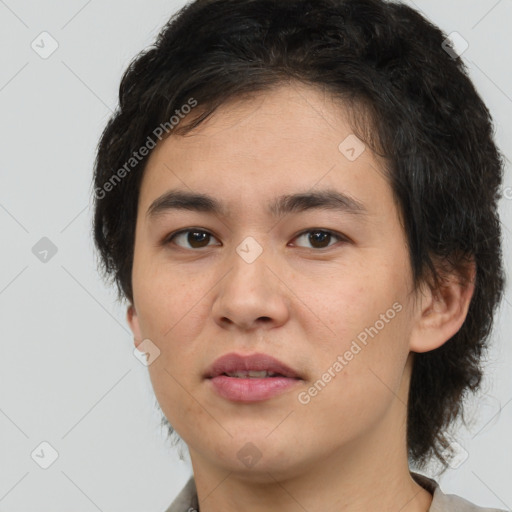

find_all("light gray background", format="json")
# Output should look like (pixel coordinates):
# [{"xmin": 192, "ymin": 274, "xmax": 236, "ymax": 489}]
[{"xmin": 0, "ymin": 1, "xmax": 511, "ymax": 511}]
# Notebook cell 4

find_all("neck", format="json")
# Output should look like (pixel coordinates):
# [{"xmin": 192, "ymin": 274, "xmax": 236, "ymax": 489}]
[
  {"xmin": 191, "ymin": 454, "xmax": 432, "ymax": 512},
  {"xmin": 189, "ymin": 421, "xmax": 433, "ymax": 512}
]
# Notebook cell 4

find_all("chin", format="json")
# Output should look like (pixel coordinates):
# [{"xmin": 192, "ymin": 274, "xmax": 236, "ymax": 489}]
[{"xmin": 206, "ymin": 435, "xmax": 309, "ymax": 479}]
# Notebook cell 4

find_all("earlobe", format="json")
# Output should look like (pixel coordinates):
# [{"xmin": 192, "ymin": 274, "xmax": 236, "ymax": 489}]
[
  {"xmin": 127, "ymin": 304, "xmax": 143, "ymax": 346},
  {"xmin": 409, "ymin": 259, "xmax": 476, "ymax": 354}
]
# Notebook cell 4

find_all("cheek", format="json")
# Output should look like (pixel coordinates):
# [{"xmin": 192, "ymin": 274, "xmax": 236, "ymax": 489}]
[
  {"xmin": 300, "ymin": 266, "xmax": 396, "ymax": 339},
  {"xmin": 146, "ymin": 360, "xmax": 200, "ymax": 445},
  {"xmin": 302, "ymin": 260, "xmax": 412, "ymax": 385},
  {"xmin": 133, "ymin": 259, "xmax": 207, "ymax": 337},
  {"xmin": 298, "ymin": 300, "xmax": 411, "ymax": 443}
]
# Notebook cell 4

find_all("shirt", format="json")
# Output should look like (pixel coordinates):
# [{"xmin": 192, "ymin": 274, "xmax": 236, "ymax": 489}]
[{"xmin": 164, "ymin": 471, "xmax": 507, "ymax": 512}]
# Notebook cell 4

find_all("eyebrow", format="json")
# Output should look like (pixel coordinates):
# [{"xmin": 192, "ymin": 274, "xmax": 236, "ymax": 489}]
[{"xmin": 146, "ymin": 188, "xmax": 368, "ymax": 220}]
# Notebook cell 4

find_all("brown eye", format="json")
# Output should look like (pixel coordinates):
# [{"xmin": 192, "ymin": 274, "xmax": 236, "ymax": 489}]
[
  {"xmin": 292, "ymin": 229, "xmax": 344, "ymax": 249},
  {"xmin": 167, "ymin": 229, "xmax": 219, "ymax": 249},
  {"xmin": 165, "ymin": 228, "xmax": 346, "ymax": 251}
]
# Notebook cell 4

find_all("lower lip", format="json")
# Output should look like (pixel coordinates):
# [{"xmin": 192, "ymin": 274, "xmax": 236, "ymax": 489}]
[{"xmin": 208, "ymin": 375, "xmax": 301, "ymax": 402}]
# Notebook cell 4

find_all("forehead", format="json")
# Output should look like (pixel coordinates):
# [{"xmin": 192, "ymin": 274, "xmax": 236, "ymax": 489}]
[{"xmin": 138, "ymin": 83, "xmax": 393, "ymax": 220}]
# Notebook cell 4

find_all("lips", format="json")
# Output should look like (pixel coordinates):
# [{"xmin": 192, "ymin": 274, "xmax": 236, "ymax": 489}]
[
  {"xmin": 204, "ymin": 352, "xmax": 302, "ymax": 380},
  {"xmin": 205, "ymin": 352, "xmax": 303, "ymax": 402}
]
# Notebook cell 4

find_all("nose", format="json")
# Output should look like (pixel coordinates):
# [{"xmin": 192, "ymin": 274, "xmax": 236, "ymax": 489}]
[{"xmin": 212, "ymin": 242, "xmax": 290, "ymax": 332}]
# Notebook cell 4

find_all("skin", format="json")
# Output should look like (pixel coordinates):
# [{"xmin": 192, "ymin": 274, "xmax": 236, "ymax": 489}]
[{"xmin": 127, "ymin": 81, "xmax": 475, "ymax": 512}]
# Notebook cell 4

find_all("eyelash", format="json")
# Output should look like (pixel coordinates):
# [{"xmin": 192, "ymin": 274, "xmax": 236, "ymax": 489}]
[{"xmin": 163, "ymin": 228, "xmax": 349, "ymax": 251}]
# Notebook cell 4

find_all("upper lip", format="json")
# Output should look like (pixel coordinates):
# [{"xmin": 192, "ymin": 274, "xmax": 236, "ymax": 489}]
[{"xmin": 204, "ymin": 352, "xmax": 302, "ymax": 379}]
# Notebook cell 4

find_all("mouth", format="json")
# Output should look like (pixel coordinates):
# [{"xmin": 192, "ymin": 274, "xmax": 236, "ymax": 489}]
[
  {"xmin": 204, "ymin": 352, "xmax": 303, "ymax": 402},
  {"xmin": 204, "ymin": 352, "xmax": 302, "ymax": 380},
  {"xmin": 217, "ymin": 370, "xmax": 291, "ymax": 378}
]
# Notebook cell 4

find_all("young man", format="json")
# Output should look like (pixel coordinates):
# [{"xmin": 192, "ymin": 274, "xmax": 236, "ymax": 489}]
[{"xmin": 92, "ymin": 0, "xmax": 507, "ymax": 510}]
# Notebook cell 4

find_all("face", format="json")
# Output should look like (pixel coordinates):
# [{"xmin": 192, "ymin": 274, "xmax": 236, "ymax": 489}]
[{"xmin": 127, "ymin": 83, "xmax": 423, "ymax": 479}]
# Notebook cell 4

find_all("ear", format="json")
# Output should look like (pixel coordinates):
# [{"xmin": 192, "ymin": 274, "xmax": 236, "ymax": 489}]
[
  {"xmin": 409, "ymin": 257, "xmax": 476, "ymax": 353},
  {"xmin": 127, "ymin": 303, "xmax": 143, "ymax": 348}
]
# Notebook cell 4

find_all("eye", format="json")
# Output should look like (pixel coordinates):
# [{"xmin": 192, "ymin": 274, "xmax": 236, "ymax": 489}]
[
  {"xmin": 164, "ymin": 228, "xmax": 348, "ymax": 251},
  {"xmin": 165, "ymin": 229, "xmax": 220, "ymax": 249},
  {"xmin": 290, "ymin": 229, "xmax": 347, "ymax": 250}
]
